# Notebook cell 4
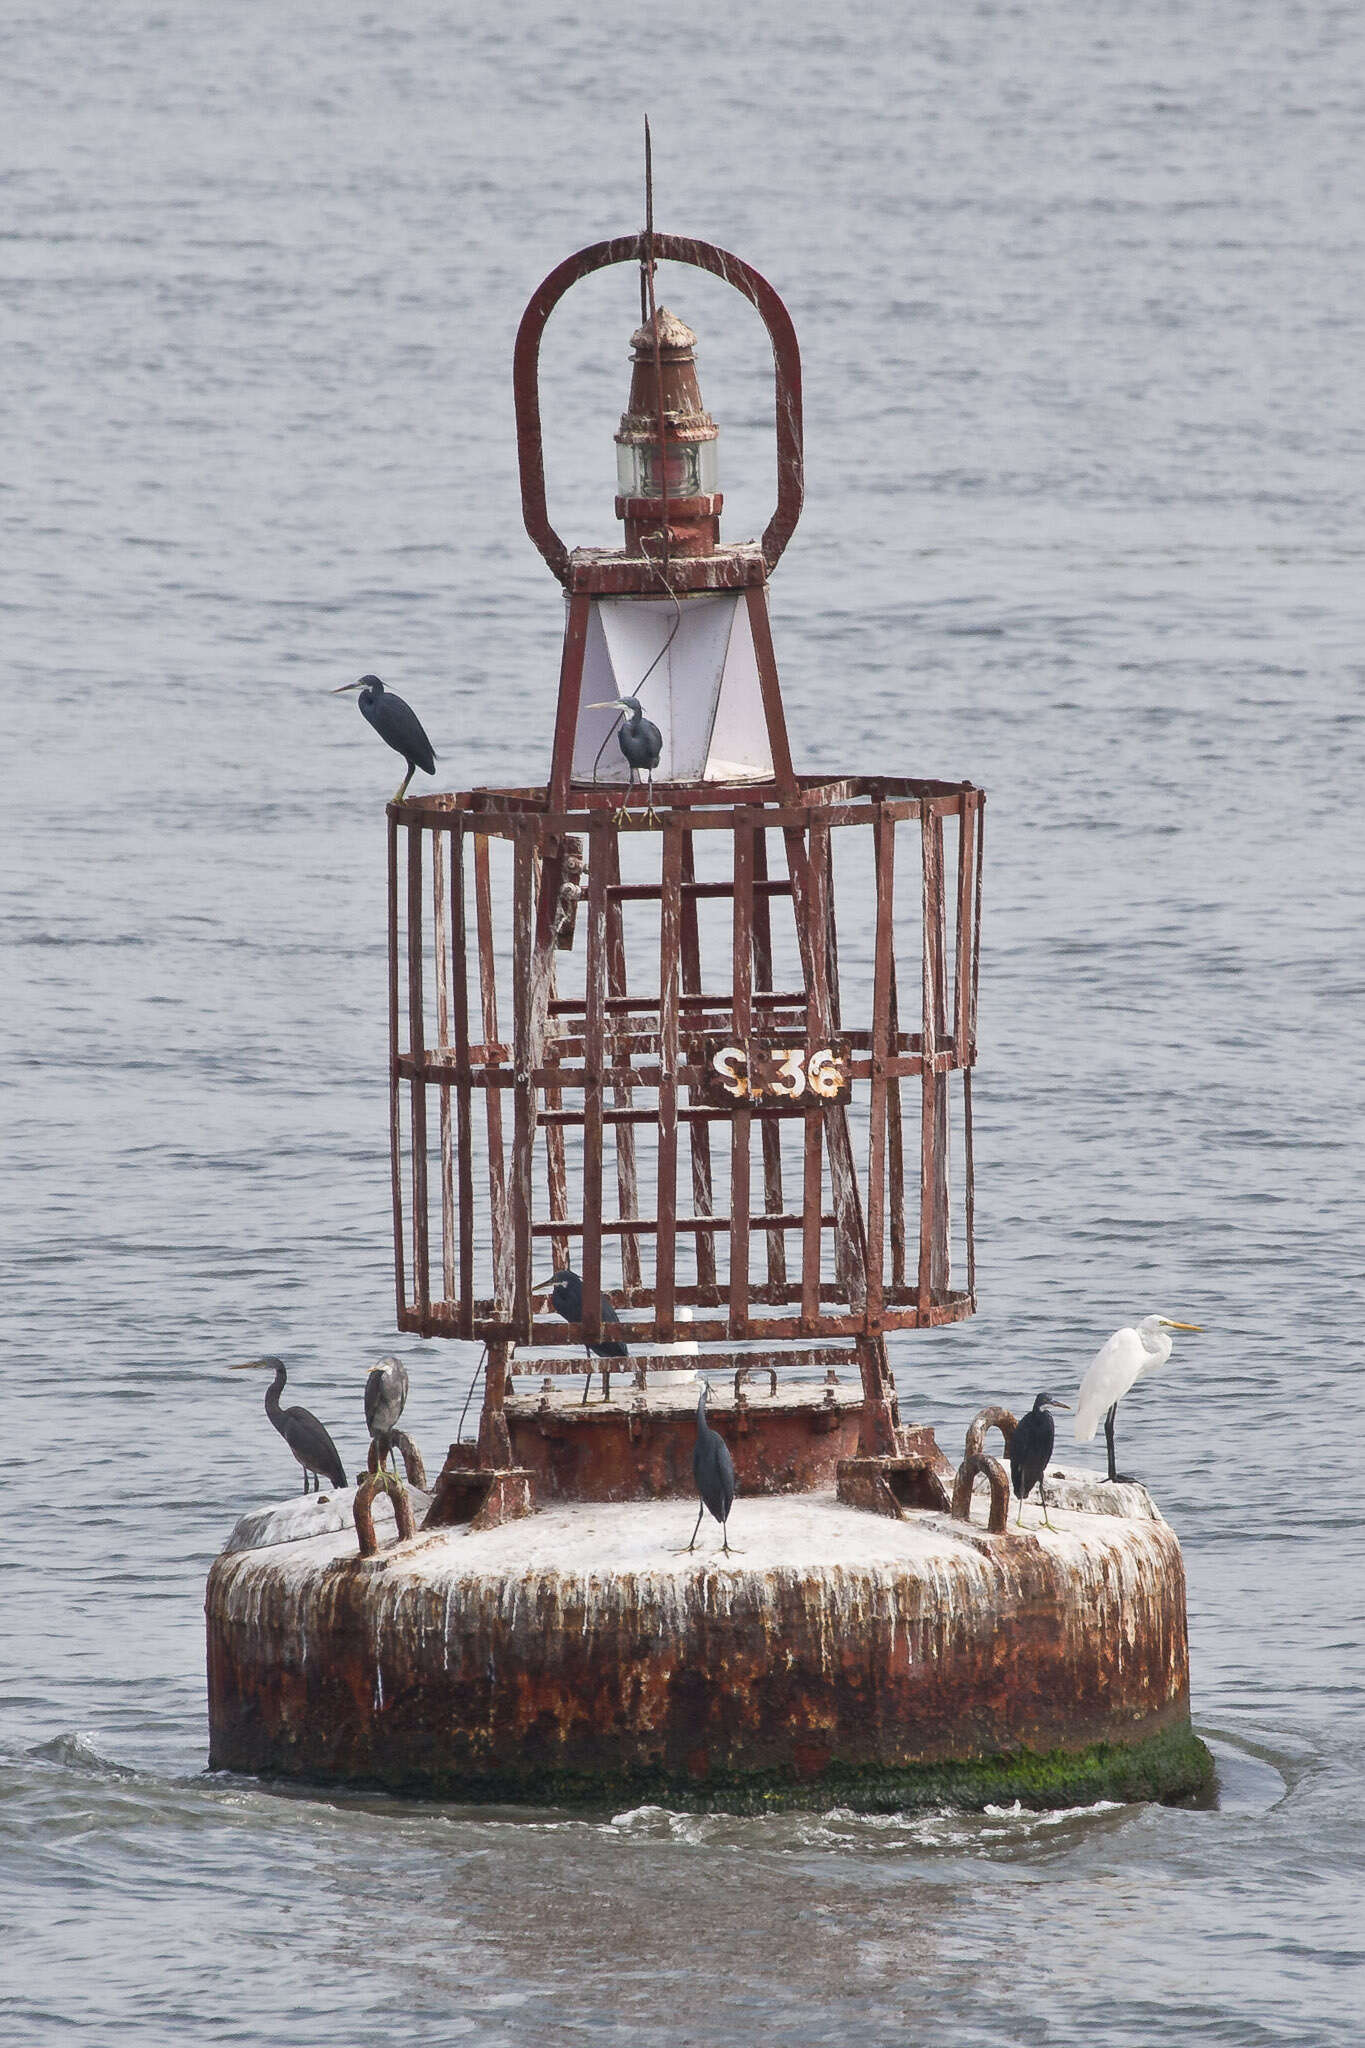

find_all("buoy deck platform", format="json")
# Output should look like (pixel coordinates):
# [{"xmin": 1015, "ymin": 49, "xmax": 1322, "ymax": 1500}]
[{"xmin": 206, "ymin": 1471, "xmax": 1212, "ymax": 1812}]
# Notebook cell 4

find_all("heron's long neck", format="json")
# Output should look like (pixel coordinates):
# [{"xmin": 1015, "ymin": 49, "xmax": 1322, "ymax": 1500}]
[
  {"xmin": 1141, "ymin": 1329, "xmax": 1173, "ymax": 1371},
  {"xmin": 264, "ymin": 1365, "xmax": 288, "ymax": 1430}
]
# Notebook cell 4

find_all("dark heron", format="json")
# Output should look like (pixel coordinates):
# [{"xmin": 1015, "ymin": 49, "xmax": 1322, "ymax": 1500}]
[
  {"xmin": 531, "ymin": 1267, "xmax": 630, "ymax": 1403},
  {"xmin": 1009, "ymin": 1391, "xmax": 1071, "ymax": 1529},
  {"xmin": 331, "ymin": 673, "xmax": 436, "ymax": 802},
  {"xmin": 689, "ymin": 1381, "xmax": 736, "ymax": 1554},
  {"xmin": 1074, "ymin": 1315, "xmax": 1203, "ymax": 1482},
  {"xmin": 364, "ymin": 1353, "xmax": 409, "ymax": 1472},
  {"xmin": 231, "ymin": 1357, "xmax": 347, "ymax": 1494},
  {"xmin": 588, "ymin": 694, "xmax": 663, "ymax": 826}
]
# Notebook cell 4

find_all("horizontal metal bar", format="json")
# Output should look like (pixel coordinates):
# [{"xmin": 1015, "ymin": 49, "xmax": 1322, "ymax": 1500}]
[
  {"xmin": 606, "ymin": 878, "xmax": 795, "ymax": 903},
  {"xmin": 529, "ymin": 1211, "xmax": 834, "ymax": 1238}
]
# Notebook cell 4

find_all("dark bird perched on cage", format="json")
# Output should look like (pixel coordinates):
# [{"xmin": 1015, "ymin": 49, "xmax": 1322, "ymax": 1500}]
[
  {"xmin": 364, "ymin": 1354, "xmax": 409, "ymax": 1472},
  {"xmin": 331, "ymin": 673, "xmax": 436, "ymax": 801},
  {"xmin": 231, "ymin": 1357, "xmax": 347, "ymax": 1494},
  {"xmin": 689, "ymin": 1381, "xmax": 736, "ymax": 1554},
  {"xmin": 531, "ymin": 1267, "xmax": 630, "ymax": 1403},
  {"xmin": 588, "ymin": 693, "xmax": 663, "ymax": 825},
  {"xmin": 1010, "ymin": 1391, "xmax": 1071, "ymax": 1529}
]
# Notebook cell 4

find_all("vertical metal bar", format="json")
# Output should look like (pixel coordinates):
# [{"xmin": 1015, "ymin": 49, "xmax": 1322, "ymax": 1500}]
[
  {"xmin": 750, "ymin": 829, "xmax": 787, "ymax": 1291},
  {"xmin": 510, "ymin": 826, "xmax": 535, "ymax": 1345},
  {"xmin": 886, "ymin": 952, "xmax": 907, "ymax": 1291},
  {"xmin": 406, "ymin": 824, "xmax": 430, "ymax": 1319},
  {"xmin": 800, "ymin": 818, "xmax": 828, "ymax": 1330},
  {"xmin": 582, "ymin": 816, "xmax": 609, "ymax": 1345},
  {"xmin": 744, "ymin": 585, "xmax": 798, "ymax": 800},
  {"xmin": 929, "ymin": 807, "xmax": 951, "ymax": 1297},
  {"xmin": 866, "ymin": 805, "xmax": 895, "ymax": 1329},
  {"xmin": 656, "ymin": 818, "xmax": 684, "ymax": 1339},
  {"xmin": 603, "ymin": 835, "xmax": 642, "ymax": 1292},
  {"xmin": 547, "ymin": 592, "xmax": 592, "ymax": 814},
  {"xmin": 450, "ymin": 823, "xmax": 474, "ymax": 1337},
  {"xmin": 955, "ymin": 791, "xmax": 976, "ymax": 1063},
  {"xmin": 729, "ymin": 810, "xmax": 755, "ymax": 1336},
  {"xmin": 433, "ymin": 829, "xmax": 455, "ymax": 1309},
  {"xmin": 679, "ymin": 831, "xmax": 717, "ymax": 1291},
  {"xmin": 963, "ymin": 1068, "xmax": 976, "ymax": 1306},
  {"xmin": 387, "ymin": 810, "xmax": 406, "ymax": 1321},
  {"xmin": 474, "ymin": 835, "xmax": 513, "ymax": 1313},
  {"xmin": 918, "ymin": 804, "xmax": 944, "ymax": 1317},
  {"xmin": 970, "ymin": 795, "xmax": 985, "ymax": 1061}
]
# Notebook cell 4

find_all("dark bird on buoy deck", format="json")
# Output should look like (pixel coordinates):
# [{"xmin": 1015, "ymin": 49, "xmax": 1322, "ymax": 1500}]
[
  {"xmin": 1074, "ymin": 1315, "xmax": 1203, "ymax": 1483},
  {"xmin": 588, "ymin": 693, "xmax": 663, "ymax": 826},
  {"xmin": 364, "ymin": 1354, "xmax": 409, "ymax": 1472},
  {"xmin": 689, "ymin": 1380, "xmax": 735, "ymax": 1554},
  {"xmin": 531, "ymin": 1267, "xmax": 630, "ymax": 1403},
  {"xmin": 1010, "ymin": 1391, "xmax": 1070, "ymax": 1529},
  {"xmin": 231, "ymin": 1356, "xmax": 347, "ymax": 1494},
  {"xmin": 331, "ymin": 673, "xmax": 436, "ymax": 802}
]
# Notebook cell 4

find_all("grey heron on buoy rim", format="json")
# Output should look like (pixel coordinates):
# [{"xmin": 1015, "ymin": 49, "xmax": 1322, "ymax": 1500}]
[
  {"xmin": 331, "ymin": 674, "xmax": 436, "ymax": 802},
  {"xmin": 231, "ymin": 1357, "xmax": 347, "ymax": 1494},
  {"xmin": 1009, "ymin": 1391, "xmax": 1070, "ymax": 1528}
]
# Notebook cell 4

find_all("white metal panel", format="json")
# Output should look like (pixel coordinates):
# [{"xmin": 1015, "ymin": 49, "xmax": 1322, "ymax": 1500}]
[{"xmin": 568, "ymin": 591, "xmax": 775, "ymax": 787}]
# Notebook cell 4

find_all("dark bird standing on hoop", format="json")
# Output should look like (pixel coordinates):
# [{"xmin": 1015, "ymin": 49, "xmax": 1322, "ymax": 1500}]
[
  {"xmin": 332, "ymin": 674, "xmax": 436, "ymax": 802},
  {"xmin": 231, "ymin": 1356, "xmax": 347, "ymax": 1495},
  {"xmin": 1009, "ymin": 1391, "xmax": 1071, "ymax": 1530},
  {"xmin": 689, "ymin": 1381, "xmax": 736, "ymax": 1554},
  {"xmin": 589, "ymin": 694, "xmax": 663, "ymax": 826},
  {"xmin": 531, "ymin": 1267, "xmax": 630, "ymax": 1403},
  {"xmin": 364, "ymin": 1354, "xmax": 410, "ymax": 1473}
]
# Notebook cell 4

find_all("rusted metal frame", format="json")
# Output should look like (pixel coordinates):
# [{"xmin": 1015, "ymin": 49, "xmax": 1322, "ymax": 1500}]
[
  {"xmin": 405, "ymin": 782, "xmax": 974, "ymax": 836},
  {"xmin": 547, "ymin": 592, "xmax": 592, "ymax": 813},
  {"xmin": 476, "ymin": 1340, "xmax": 513, "ymax": 1469},
  {"xmin": 432, "ymin": 830, "xmax": 456, "ymax": 1309},
  {"xmin": 512, "ymin": 232, "xmax": 802, "ymax": 581},
  {"xmin": 405, "ymin": 1048, "xmax": 933, "ymax": 1092},
  {"xmin": 387, "ymin": 811, "xmax": 406, "ymax": 1321},
  {"xmin": 918, "ymin": 809, "xmax": 946, "ymax": 1314},
  {"xmin": 449, "ymin": 823, "xmax": 475, "ymax": 1338},
  {"xmin": 729, "ymin": 812, "xmax": 756, "ymax": 1337},
  {"xmin": 582, "ymin": 816, "xmax": 609, "ymax": 1341},
  {"xmin": 744, "ymin": 586, "xmax": 798, "ymax": 801},
  {"xmin": 865, "ymin": 806, "xmax": 896, "ymax": 1329},
  {"xmin": 602, "ymin": 836, "xmax": 642, "ymax": 1293},
  {"xmin": 971, "ymin": 793, "xmax": 985, "ymax": 1061},
  {"xmin": 750, "ymin": 829, "xmax": 788, "ymax": 1292},
  {"xmin": 510, "ymin": 827, "xmax": 537, "ymax": 1345},
  {"xmin": 474, "ymin": 835, "xmax": 515, "ymax": 1315},
  {"xmin": 655, "ymin": 819, "xmax": 684, "ymax": 1339},
  {"xmin": 406, "ymin": 824, "xmax": 430, "ymax": 1318},
  {"xmin": 679, "ymin": 833, "xmax": 717, "ymax": 1289}
]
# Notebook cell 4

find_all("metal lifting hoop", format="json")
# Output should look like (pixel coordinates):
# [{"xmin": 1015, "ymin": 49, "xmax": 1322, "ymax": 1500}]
[{"xmin": 513, "ymin": 233, "xmax": 804, "ymax": 581}]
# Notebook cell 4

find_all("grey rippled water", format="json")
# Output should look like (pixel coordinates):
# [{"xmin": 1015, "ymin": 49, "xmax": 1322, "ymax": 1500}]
[{"xmin": 2, "ymin": 3, "xmax": 1363, "ymax": 2043}]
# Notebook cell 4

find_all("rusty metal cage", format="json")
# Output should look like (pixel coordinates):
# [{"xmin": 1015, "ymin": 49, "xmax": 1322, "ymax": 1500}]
[{"xmin": 387, "ymin": 775, "xmax": 982, "ymax": 1360}]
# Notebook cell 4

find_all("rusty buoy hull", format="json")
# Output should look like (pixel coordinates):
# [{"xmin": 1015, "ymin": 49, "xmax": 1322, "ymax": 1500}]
[{"xmin": 205, "ymin": 1487, "xmax": 1212, "ymax": 1812}]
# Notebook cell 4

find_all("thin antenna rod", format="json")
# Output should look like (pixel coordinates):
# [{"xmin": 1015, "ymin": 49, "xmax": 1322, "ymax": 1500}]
[{"xmin": 641, "ymin": 116, "xmax": 672, "ymax": 582}]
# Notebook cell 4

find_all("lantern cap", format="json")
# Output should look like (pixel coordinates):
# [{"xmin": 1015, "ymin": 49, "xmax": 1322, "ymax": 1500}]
[{"xmin": 628, "ymin": 307, "xmax": 698, "ymax": 356}]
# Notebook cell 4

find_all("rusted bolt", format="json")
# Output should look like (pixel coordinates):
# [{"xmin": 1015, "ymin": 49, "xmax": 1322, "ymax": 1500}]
[
  {"xmin": 951, "ymin": 1451, "xmax": 1011, "ymax": 1535},
  {"xmin": 734, "ymin": 1364, "xmax": 779, "ymax": 1399},
  {"xmin": 354, "ymin": 1470, "xmax": 416, "ymax": 1557},
  {"xmin": 824, "ymin": 1368, "xmax": 840, "ymax": 1386},
  {"xmin": 541, "ymin": 1377, "xmax": 555, "ymax": 1393},
  {"xmin": 810, "ymin": 1385, "xmax": 841, "ymax": 1434}
]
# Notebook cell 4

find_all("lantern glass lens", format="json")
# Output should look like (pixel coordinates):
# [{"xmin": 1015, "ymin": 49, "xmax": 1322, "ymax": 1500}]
[{"xmin": 616, "ymin": 439, "xmax": 717, "ymax": 498}]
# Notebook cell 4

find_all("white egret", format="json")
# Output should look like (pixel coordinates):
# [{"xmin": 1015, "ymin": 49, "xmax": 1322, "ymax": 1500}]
[{"xmin": 1074, "ymin": 1316, "xmax": 1203, "ymax": 1482}]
